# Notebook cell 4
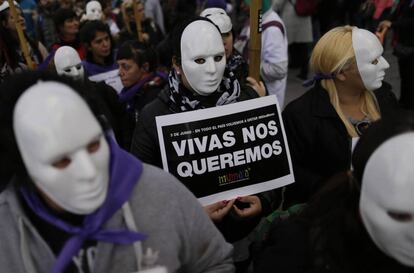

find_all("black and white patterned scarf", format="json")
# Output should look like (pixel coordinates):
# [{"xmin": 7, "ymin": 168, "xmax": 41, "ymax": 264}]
[
  {"xmin": 226, "ymin": 51, "xmax": 245, "ymax": 73},
  {"xmin": 168, "ymin": 69, "xmax": 241, "ymax": 111}
]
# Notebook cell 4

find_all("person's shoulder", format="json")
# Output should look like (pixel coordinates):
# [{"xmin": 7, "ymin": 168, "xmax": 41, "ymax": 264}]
[
  {"xmin": 373, "ymin": 81, "xmax": 399, "ymax": 110},
  {"xmin": 0, "ymin": 183, "xmax": 18, "ymax": 212},
  {"xmin": 283, "ymin": 86, "xmax": 318, "ymax": 115},
  {"xmin": 239, "ymin": 85, "xmax": 260, "ymax": 101},
  {"xmin": 139, "ymin": 88, "xmax": 172, "ymax": 119},
  {"xmin": 132, "ymin": 163, "xmax": 198, "ymax": 205},
  {"xmin": 373, "ymin": 81, "xmax": 394, "ymax": 98},
  {"xmin": 264, "ymin": 10, "xmax": 282, "ymax": 22}
]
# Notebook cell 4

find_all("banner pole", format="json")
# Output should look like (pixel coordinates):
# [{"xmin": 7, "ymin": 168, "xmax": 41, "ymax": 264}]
[
  {"xmin": 7, "ymin": 0, "xmax": 35, "ymax": 70},
  {"xmin": 248, "ymin": 0, "xmax": 262, "ymax": 82}
]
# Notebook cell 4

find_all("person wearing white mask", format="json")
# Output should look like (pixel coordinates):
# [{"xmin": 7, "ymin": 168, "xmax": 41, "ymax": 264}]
[
  {"xmin": 282, "ymin": 26, "xmax": 399, "ymax": 207},
  {"xmin": 200, "ymin": 7, "xmax": 250, "ymax": 87},
  {"xmin": 234, "ymin": 0, "xmax": 288, "ymax": 104},
  {"xmin": 53, "ymin": 44, "xmax": 133, "ymax": 150},
  {"xmin": 0, "ymin": 71, "xmax": 234, "ymax": 273},
  {"xmin": 85, "ymin": 0, "xmax": 103, "ymax": 21},
  {"xmin": 254, "ymin": 110, "xmax": 414, "ymax": 273},
  {"xmin": 54, "ymin": 45, "xmax": 85, "ymax": 81},
  {"xmin": 130, "ymin": 17, "xmax": 271, "ymax": 247},
  {"xmin": 82, "ymin": 1, "xmax": 120, "ymax": 38}
]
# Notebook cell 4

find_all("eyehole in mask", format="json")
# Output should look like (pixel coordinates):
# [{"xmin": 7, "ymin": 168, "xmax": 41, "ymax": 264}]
[{"xmin": 387, "ymin": 211, "xmax": 413, "ymax": 222}]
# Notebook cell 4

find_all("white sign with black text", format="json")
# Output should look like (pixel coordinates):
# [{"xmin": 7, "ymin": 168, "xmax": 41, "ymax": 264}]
[{"xmin": 156, "ymin": 95, "xmax": 295, "ymax": 205}]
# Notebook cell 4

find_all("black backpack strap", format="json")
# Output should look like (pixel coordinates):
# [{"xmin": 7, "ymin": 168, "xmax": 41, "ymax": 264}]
[{"xmin": 262, "ymin": 20, "xmax": 285, "ymax": 37}]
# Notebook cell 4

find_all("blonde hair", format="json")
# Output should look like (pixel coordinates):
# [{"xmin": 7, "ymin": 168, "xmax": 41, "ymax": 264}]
[{"xmin": 310, "ymin": 26, "xmax": 381, "ymax": 137}]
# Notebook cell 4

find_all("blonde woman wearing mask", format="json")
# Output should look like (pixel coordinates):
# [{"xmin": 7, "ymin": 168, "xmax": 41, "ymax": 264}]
[{"xmin": 282, "ymin": 26, "xmax": 399, "ymax": 206}]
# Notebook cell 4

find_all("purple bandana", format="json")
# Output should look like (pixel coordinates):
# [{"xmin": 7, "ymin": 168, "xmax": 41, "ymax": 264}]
[
  {"xmin": 302, "ymin": 72, "xmax": 336, "ymax": 87},
  {"xmin": 20, "ymin": 136, "xmax": 146, "ymax": 273}
]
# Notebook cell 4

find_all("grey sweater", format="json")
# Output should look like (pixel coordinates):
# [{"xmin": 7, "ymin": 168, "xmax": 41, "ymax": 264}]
[{"xmin": 0, "ymin": 163, "xmax": 234, "ymax": 273}]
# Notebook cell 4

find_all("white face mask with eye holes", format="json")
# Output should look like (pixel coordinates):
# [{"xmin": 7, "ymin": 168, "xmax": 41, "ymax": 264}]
[
  {"xmin": 13, "ymin": 82, "xmax": 110, "ymax": 215},
  {"xmin": 180, "ymin": 20, "xmax": 226, "ymax": 96},
  {"xmin": 86, "ymin": 1, "xmax": 103, "ymax": 20},
  {"xmin": 352, "ymin": 28, "xmax": 390, "ymax": 91},
  {"xmin": 54, "ymin": 46, "xmax": 85, "ymax": 82},
  {"xmin": 360, "ymin": 132, "xmax": 414, "ymax": 266}
]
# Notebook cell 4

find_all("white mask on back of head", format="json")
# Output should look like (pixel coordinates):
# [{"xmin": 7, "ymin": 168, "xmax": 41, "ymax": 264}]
[
  {"xmin": 54, "ymin": 46, "xmax": 85, "ymax": 82},
  {"xmin": 352, "ymin": 28, "xmax": 390, "ymax": 91},
  {"xmin": 86, "ymin": 1, "xmax": 103, "ymax": 20},
  {"xmin": 360, "ymin": 132, "xmax": 414, "ymax": 266},
  {"xmin": 180, "ymin": 20, "xmax": 226, "ymax": 96},
  {"xmin": 13, "ymin": 82, "xmax": 110, "ymax": 215},
  {"xmin": 200, "ymin": 8, "xmax": 232, "ymax": 33}
]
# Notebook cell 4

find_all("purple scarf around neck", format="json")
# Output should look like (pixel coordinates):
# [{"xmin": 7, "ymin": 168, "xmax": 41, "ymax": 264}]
[
  {"xmin": 20, "ymin": 136, "xmax": 146, "ymax": 273},
  {"xmin": 118, "ymin": 71, "xmax": 168, "ymax": 104},
  {"xmin": 82, "ymin": 60, "xmax": 118, "ymax": 77}
]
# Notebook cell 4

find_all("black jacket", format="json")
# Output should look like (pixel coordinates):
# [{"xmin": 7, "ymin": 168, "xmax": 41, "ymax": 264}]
[
  {"xmin": 130, "ymin": 85, "xmax": 278, "ymax": 242},
  {"xmin": 87, "ymin": 81, "xmax": 132, "ymax": 149},
  {"xmin": 131, "ymin": 85, "xmax": 259, "ymax": 167},
  {"xmin": 282, "ymin": 82, "xmax": 398, "ymax": 206}
]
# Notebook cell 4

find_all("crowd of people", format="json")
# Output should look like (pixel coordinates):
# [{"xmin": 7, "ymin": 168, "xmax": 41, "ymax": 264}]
[{"xmin": 1, "ymin": 0, "xmax": 414, "ymax": 272}]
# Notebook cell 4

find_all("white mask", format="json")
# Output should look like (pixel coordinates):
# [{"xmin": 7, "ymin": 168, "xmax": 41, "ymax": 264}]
[
  {"xmin": 360, "ymin": 132, "xmax": 414, "ymax": 266},
  {"xmin": 200, "ymin": 8, "xmax": 232, "ymax": 33},
  {"xmin": 0, "ymin": 1, "xmax": 19, "ymax": 12},
  {"xmin": 180, "ymin": 20, "xmax": 226, "ymax": 96},
  {"xmin": 13, "ymin": 82, "xmax": 110, "ymax": 215},
  {"xmin": 352, "ymin": 28, "xmax": 390, "ymax": 91},
  {"xmin": 86, "ymin": 1, "xmax": 103, "ymax": 20},
  {"xmin": 54, "ymin": 46, "xmax": 85, "ymax": 82}
]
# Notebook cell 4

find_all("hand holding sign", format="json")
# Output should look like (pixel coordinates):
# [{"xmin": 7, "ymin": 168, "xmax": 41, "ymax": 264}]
[
  {"xmin": 232, "ymin": 195, "xmax": 262, "ymax": 218},
  {"xmin": 204, "ymin": 199, "xmax": 235, "ymax": 223}
]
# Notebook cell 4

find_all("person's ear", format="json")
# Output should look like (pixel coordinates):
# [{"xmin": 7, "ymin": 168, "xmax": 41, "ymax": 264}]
[
  {"xmin": 172, "ymin": 55, "xmax": 181, "ymax": 66},
  {"xmin": 172, "ymin": 56, "xmax": 182, "ymax": 75},
  {"xmin": 141, "ymin": 62, "xmax": 149, "ymax": 72},
  {"xmin": 336, "ymin": 70, "xmax": 347, "ymax": 81}
]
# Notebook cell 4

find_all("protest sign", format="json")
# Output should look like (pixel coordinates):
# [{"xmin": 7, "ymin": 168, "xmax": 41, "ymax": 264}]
[
  {"xmin": 88, "ymin": 69, "xmax": 123, "ymax": 93},
  {"xmin": 156, "ymin": 95, "xmax": 294, "ymax": 205}
]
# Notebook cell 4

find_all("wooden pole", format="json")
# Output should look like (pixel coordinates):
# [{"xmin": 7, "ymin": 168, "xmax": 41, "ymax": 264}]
[
  {"xmin": 7, "ymin": 0, "xmax": 35, "ymax": 69},
  {"xmin": 248, "ymin": 0, "xmax": 262, "ymax": 82},
  {"xmin": 133, "ymin": 0, "xmax": 143, "ymax": 43}
]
